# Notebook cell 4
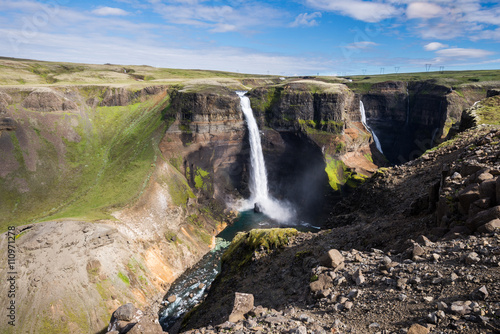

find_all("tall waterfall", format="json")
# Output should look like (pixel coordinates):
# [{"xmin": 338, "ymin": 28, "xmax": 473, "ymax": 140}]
[
  {"xmin": 237, "ymin": 91, "xmax": 294, "ymax": 222},
  {"xmin": 360, "ymin": 101, "xmax": 384, "ymax": 154}
]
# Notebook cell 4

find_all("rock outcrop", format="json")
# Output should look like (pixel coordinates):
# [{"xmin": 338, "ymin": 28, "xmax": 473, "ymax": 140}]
[{"xmin": 21, "ymin": 87, "xmax": 78, "ymax": 111}]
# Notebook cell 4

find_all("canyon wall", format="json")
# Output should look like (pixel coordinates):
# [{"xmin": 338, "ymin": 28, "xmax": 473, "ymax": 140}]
[{"xmin": 0, "ymin": 77, "xmax": 498, "ymax": 333}]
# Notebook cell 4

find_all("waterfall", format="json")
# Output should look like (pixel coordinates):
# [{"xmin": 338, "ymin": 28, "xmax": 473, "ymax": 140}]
[
  {"xmin": 360, "ymin": 101, "xmax": 384, "ymax": 154},
  {"xmin": 237, "ymin": 91, "xmax": 294, "ymax": 222},
  {"xmin": 431, "ymin": 128, "xmax": 440, "ymax": 147},
  {"xmin": 237, "ymin": 91, "xmax": 269, "ymax": 201}
]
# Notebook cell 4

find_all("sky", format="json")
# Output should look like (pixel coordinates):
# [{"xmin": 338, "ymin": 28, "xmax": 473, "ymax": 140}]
[{"xmin": 1, "ymin": 0, "xmax": 500, "ymax": 76}]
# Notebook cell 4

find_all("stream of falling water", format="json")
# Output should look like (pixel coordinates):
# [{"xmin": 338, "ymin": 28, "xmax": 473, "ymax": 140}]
[{"xmin": 360, "ymin": 101, "xmax": 384, "ymax": 154}]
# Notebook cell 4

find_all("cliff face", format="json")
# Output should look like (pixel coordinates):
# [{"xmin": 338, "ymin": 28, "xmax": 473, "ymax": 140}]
[{"xmin": 359, "ymin": 80, "xmax": 493, "ymax": 164}]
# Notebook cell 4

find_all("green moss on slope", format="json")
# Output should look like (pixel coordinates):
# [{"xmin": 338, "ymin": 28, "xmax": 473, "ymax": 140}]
[
  {"xmin": 0, "ymin": 93, "xmax": 171, "ymax": 230},
  {"xmin": 222, "ymin": 228, "xmax": 298, "ymax": 270}
]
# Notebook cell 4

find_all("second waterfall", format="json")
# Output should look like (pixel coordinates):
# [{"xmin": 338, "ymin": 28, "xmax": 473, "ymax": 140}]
[{"xmin": 236, "ymin": 91, "xmax": 294, "ymax": 223}]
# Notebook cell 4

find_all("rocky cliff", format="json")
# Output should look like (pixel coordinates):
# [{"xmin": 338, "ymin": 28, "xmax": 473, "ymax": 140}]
[
  {"xmin": 356, "ymin": 80, "xmax": 494, "ymax": 164},
  {"xmin": 1, "ymin": 73, "xmax": 499, "ymax": 334}
]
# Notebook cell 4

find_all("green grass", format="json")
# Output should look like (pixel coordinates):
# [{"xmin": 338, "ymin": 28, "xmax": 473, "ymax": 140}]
[
  {"xmin": 118, "ymin": 272, "xmax": 130, "ymax": 285},
  {"xmin": 194, "ymin": 167, "xmax": 210, "ymax": 189},
  {"xmin": 345, "ymin": 69, "xmax": 500, "ymax": 87},
  {"xmin": 325, "ymin": 157, "xmax": 347, "ymax": 191},
  {"xmin": 475, "ymin": 96, "xmax": 500, "ymax": 125},
  {"xmin": 0, "ymin": 94, "xmax": 170, "ymax": 230},
  {"xmin": 0, "ymin": 57, "xmax": 275, "ymax": 86}
]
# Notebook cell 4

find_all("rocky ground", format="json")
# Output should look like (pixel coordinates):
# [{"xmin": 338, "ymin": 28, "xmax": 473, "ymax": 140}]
[
  {"xmin": 105, "ymin": 124, "xmax": 500, "ymax": 334},
  {"xmin": 172, "ymin": 125, "xmax": 500, "ymax": 334}
]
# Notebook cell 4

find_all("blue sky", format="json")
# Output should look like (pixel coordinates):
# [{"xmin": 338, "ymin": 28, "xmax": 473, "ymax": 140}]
[{"xmin": 1, "ymin": 0, "xmax": 500, "ymax": 75}]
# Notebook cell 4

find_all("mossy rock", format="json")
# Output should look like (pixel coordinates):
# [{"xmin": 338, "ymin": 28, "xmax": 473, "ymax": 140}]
[{"xmin": 222, "ymin": 228, "xmax": 298, "ymax": 270}]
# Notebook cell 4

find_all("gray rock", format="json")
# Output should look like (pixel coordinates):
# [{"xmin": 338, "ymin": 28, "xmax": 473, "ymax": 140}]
[
  {"xmin": 450, "ymin": 301, "xmax": 471, "ymax": 315},
  {"xmin": 310, "ymin": 273, "xmax": 334, "ymax": 293},
  {"xmin": 408, "ymin": 323, "xmax": 429, "ymax": 334},
  {"xmin": 127, "ymin": 317, "xmax": 164, "ymax": 334},
  {"xmin": 352, "ymin": 269, "xmax": 365, "ymax": 285},
  {"xmin": 412, "ymin": 244, "xmax": 425, "ymax": 257},
  {"xmin": 466, "ymin": 205, "xmax": 500, "ymax": 230},
  {"xmin": 471, "ymin": 285, "xmax": 489, "ymax": 300},
  {"xmin": 479, "ymin": 178, "xmax": 497, "ymax": 201},
  {"xmin": 458, "ymin": 183, "xmax": 481, "ymax": 214},
  {"xmin": 497, "ymin": 176, "xmax": 500, "ymax": 205},
  {"xmin": 289, "ymin": 326, "xmax": 307, "ymax": 334},
  {"xmin": 437, "ymin": 301, "xmax": 448, "ymax": 311},
  {"xmin": 427, "ymin": 312, "xmax": 438, "ymax": 324},
  {"xmin": 113, "ymin": 303, "xmax": 137, "ymax": 322},
  {"xmin": 344, "ymin": 301, "xmax": 354, "ymax": 310},
  {"xmin": 465, "ymin": 252, "xmax": 480, "ymax": 264},
  {"xmin": 347, "ymin": 289, "xmax": 360, "ymax": 299},
  {"xmin": 319, "ymin": 249, "xmax": 344, "ymax": 270},
  {"xmin": 416, "ymin": 235, "xmax": 434, "ymax": 247},
  {"xmin": 477, "ymin": 219, "xmax": 500, "ymax": 233},
  {"xmin": 228, "ymin": 292, "xmax": 254, "ymax": 323}
]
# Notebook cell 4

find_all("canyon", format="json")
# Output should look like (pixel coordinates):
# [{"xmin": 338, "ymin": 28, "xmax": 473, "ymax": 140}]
[{"xmin": 0, "ymin": 59, "xmax": 499, "ymax": 334}]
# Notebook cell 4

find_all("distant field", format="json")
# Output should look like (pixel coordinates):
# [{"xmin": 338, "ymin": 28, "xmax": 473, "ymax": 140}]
[
  {"xmin": 344, "ymin": 69, "xmax": 500, "ymax": 87},
  {"xmin": 1, "ymin": 56, "xmax": 499, "ymax": 90},
  {"xmin": 0, "ymin": 56, "xmax": 271, "ymax": 87}
]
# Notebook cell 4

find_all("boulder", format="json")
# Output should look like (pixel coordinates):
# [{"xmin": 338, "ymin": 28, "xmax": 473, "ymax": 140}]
[
  {"xmin": 497, "ymin": 177, "xmax": 500, "ymax": 205},
  {"xmin": 458, "ymin": 183, "xmax": 480, "ymax": 214},
  {"xmin": 319, "ymin": 249, "xmax": 344, "ymax": 270},
  {"xmin": 460, "ymin": 163, "xmax": 482, "ymax": 177},
  {"xmin": 471, "ymin": 286, "xmax": 489, "ymax": 300},
  {"xmin": 408, "ymin": 323, "xmax": 429, "ymax": 334},
  {"xmin": 466, "ymin": 205, "xmax": 500, "ymax": 230},
  {"xmin": 469, "ymin": 198, "xmax": 491, "ymax": 217},
  {"xmin": 479, "ymin": 178, "xmax": 497, "ymax": 202},
  {"xmin": 127, "ymin": 317, "xmax": 164, "ymax": 334},
  {"xmin": 113, "ymin": 303, "xmax": 137, "ymax": 322},
  {"xmin": 477, "ymin": 219, "xmax": 500, "ymax": 233},
  {"xmin": 228, "ymin": 292, "xmax": 254, "ymax": 323},
  {"xmin": 412, "ymin": 244, "xmax": 425, "ymax": 257},
  {"xmin": 254, "ymin": 202, "xmax": 263, "ymax": 213},
  {"xmin": 310, "ymin": 273, "xmax": 334, "ymax": 293},
  {"xmin": 477, "ymin": 172, "xmax": 493, "ymax": 183}
]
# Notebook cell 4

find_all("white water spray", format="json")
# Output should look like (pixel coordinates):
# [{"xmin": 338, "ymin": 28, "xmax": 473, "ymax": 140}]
[
  {"xmin": 237, "ymin": 91, "xmax": 294, "ymax": 222},
  {"xmin": 360, "ymin": 101, "xmax": 384, "ymax": 154}
]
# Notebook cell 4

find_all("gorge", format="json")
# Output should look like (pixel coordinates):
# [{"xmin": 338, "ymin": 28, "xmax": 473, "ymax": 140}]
[{"xmin": 0, "ymin": 59, "xmax": 499, "ymax": 334}]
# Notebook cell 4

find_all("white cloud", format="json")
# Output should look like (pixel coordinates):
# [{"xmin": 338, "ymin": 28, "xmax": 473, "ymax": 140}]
[
  {"xmin": 291, "ymin": 12, "xmax": 322, "ymax": 27},
  {"xmin": 436, "ymin": 48, "xmax": 494, "ymax": 58},
  {"xmin": 305, "ymin": 0, "xmax": 398, "ymax": 23},
  {"xmin": 424, "ymin": 42, "xmax": 448, "ymax": 51},
  {"xmin": 407, "ymin": 2, "xmax": 444, "ymax": 19},
  {"xmin": 344, "ymin": 41, "xmax": 378, "ymax": 49},
  {"xmin": 0, "ymin": 28, "xmax": 331, "ymax": 75},
  {"xmin": 92, "ymin": 7, "xmax": 129, "ymax": 16},
  {"xmin": 151, "ymin": 2, "xmax": 285, "ymax": 33}
]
